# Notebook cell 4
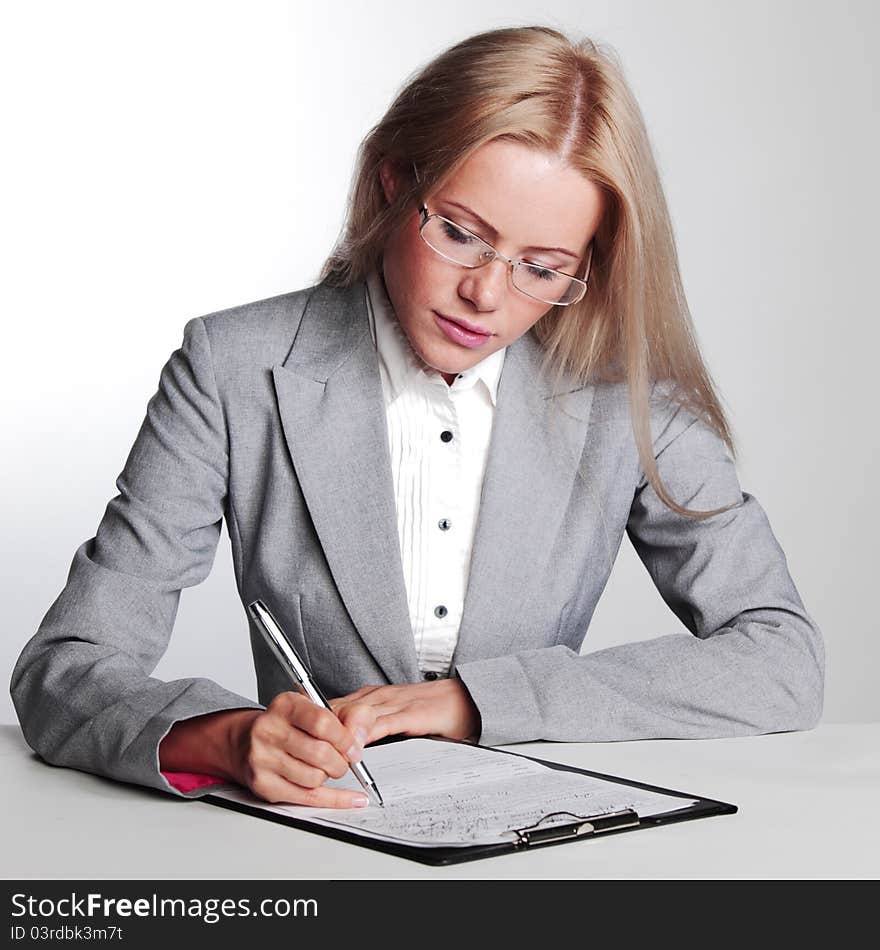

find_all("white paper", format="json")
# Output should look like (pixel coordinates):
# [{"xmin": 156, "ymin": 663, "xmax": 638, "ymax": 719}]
[{"xmin": 208, "ymin": 739, "xmax": 698, "ymax": 849}]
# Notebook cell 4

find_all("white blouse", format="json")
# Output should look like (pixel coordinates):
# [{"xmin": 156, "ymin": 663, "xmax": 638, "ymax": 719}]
[{"xmin": 364, "ymin": 270, "xmax": 507, "ymax": 679}]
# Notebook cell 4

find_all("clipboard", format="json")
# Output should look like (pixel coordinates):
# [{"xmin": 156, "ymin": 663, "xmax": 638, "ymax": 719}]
[{"xmin": 202, "ymin": 737, "xmax": 737, "ymax": 866}]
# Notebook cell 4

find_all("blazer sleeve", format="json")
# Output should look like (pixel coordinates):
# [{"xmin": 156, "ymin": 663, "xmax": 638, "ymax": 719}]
[
  {"xmin": 9, "ymin": 317, "xmax": 262, "ymax": 797},
  {"xmin": 455, "ymin": 395, "xmax": 826, "ymax": 745}
]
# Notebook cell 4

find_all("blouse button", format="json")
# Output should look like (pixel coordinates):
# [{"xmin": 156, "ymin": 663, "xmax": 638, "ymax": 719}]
[
  {"xmin": 438, "ymin": 518, "xmax": 451, "ymax": 531},
  {"xmin": 423, "ymin": 671, "xmax": 440, "ymax": 681},
  {"xmin": 434, "ymin": 605, "xmax": 448, "ymax": 619},
  {"xmin": 440, "ymin": 430, "xmax": 453, "ymax": 443}
]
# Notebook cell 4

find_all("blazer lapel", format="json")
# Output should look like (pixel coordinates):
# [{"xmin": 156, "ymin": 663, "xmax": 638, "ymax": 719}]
[
  {"xmin": 452, "ymin": 332, "xmax": 595, "ymax": 665},
  {"xmin": 271, "ymin": 281, "xmax": 420, "ymax": 685}
]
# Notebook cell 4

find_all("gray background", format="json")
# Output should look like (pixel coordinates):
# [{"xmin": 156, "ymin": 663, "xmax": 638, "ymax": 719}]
[{"xmin": 2, "ymin": 0, "xmax": 877, "ymax": 726}]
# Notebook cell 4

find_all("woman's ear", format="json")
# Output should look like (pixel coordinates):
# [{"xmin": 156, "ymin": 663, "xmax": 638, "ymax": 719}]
[{"xmin": 379, "ymin": 158, "xmax": 400, "ymax": 205}]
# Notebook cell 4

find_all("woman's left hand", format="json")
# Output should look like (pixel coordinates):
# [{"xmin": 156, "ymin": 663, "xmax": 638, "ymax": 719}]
[{"xmin": 329, "ymin": 678, "xmax": 481, "ymax": 745}]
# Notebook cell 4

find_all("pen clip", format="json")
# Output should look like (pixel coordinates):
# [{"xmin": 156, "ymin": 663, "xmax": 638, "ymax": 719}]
[
  {"xmin": 248, "ymin": 599, "xmax": 324, "ymax": 702},
  {"xmin": 513, "ymin": 809, "xmax": 640, "ymax": 847}
]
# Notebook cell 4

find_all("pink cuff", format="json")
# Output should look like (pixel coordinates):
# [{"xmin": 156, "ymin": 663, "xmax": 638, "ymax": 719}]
[{"xmin": 162, "ymin": 770, "xmax": 230, "ymax": 794}]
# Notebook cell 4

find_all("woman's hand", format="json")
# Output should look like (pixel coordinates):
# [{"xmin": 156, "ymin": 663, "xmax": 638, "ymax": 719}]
[
  {"xmin": 329, "ymin": 678, "xmax": 481, "ymax": 745},
  {"xmin": 160, "ymin": 693, "xmax": 375, "ymax": 808}
]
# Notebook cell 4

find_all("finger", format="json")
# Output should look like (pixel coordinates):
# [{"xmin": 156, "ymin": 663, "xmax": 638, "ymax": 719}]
[
  {"xmin": 333, "ymin": 693, "xmax": 420, "ymax": 733},
  {"xmin": 335, "ymin": 701, "xmax": 379, "ymax": 747},
  {"xmin": 366, "ymin": 708, "xmax": 435, "ymax": 743},
  {"xmin": 249, "ymin": 771, "xmax": 371, "ymax": 809},
  {"xmin": 285, "ymin": 694, "xmax": 362, "ymax": 761},
  {"xmin": 256, "ymin": 695, "xmax": 362, "ymax": 769},
  {"xmin": 329, "ymin": 685, "xmax": 386, "ymax": 711},
  {"xmin": 280, "ymin": 725, "xmax": 355, "ymax": 778},
  {"xmin": 240, "ymin": 717, "xmax": 338, "ymax": 786},
  {"xmin": 270, "ymin": 749, "xmax": 330, "ymax": 789}
]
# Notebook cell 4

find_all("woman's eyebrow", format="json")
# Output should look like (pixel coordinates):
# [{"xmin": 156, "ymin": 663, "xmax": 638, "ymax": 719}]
[{"xmin": 443, "ymin": 199, "xmax": 581, "ymax": 260}]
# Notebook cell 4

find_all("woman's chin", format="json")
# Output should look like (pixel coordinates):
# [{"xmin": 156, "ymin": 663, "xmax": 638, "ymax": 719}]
[{"xmin": 407, "ymin": 338, "xmax": 467, "ymax": 379}]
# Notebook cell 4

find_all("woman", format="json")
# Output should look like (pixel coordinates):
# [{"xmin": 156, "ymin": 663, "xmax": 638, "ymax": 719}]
[{"xmin": 10, "ymin": 26, "xmax": 824, "ymax": 809}]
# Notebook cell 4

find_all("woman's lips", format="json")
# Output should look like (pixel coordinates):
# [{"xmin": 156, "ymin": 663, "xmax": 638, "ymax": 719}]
[{"xmin": 433, "ymin": 312, "xmax": 493, "ymax": 349}]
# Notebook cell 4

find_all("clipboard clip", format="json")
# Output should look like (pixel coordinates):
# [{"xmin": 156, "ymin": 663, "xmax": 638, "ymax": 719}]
[{"xmin": 512, "ymin": 809, "xmax": 640, "ymax": 847}]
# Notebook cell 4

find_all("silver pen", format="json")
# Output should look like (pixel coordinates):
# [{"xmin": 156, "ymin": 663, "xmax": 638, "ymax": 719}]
[{"xmin": 247, "ymin": 598, "xmax": 384, "ymax": 807}]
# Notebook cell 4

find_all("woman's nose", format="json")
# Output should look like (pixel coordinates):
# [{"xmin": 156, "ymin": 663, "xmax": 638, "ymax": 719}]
[{"xmin": 457, "ymin": 258, "xmax": 509, "ymax": 311}]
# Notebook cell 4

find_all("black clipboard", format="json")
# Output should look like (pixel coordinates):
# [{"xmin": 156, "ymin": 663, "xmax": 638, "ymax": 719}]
[{"xmin": 201, "ymin": 737, "xmax": 737, "ymax": 866}]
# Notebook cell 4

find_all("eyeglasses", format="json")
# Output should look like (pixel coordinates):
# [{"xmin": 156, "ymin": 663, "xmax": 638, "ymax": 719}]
[{"xmin": 418, "ymin": 203, "xmax": 592, "ymax": 306}]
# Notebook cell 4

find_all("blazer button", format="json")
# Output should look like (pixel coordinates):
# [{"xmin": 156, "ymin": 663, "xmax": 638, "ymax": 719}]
[
  {"xmin": 440, "ymin": 430, "xmax": 453, "ymax": 443},
  {"xmin": 434, "ymin": 605, "xmax": 448, "ymax": 618},
  {"xmin": 423, "ymin": 671, "xmax": 440, "ymax": 681}
]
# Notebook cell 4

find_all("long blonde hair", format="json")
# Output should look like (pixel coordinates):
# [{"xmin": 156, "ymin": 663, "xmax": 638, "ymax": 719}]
[{"xmin": 320, "ymin": 25, "xmax": 736, "ymax": 519}]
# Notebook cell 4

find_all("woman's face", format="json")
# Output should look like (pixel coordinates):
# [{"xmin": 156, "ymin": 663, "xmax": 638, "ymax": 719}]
[{"xmin": 379, "ymin": 139, "xmax": 604, "ymax": 384}]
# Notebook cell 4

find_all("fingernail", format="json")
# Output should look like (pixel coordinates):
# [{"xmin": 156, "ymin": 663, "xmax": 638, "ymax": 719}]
[
  {"xmin": 352, "ymin": 795, "xmax": 369, "ymax": 808},
  {"xmin": 355, "ymin": 727, "xmax": 368, "ymax": 746},
  {"xmin": 346, "ymin": 744, "xmax": 362, "ymax": 763}
]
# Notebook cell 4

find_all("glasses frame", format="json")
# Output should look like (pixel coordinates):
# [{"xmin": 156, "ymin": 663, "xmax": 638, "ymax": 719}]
[{"xmin": 417, "ymin": 203, "xmax": 592, "ymax": 306}]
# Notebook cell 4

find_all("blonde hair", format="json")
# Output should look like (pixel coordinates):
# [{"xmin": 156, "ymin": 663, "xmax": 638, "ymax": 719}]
[{"xmin": 320, "ymin": 25, "xmax": 736, "ymax": 519}]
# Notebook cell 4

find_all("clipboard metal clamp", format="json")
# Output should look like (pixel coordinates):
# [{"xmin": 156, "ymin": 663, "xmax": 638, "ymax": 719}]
[{"xmin": 512, "ymin": 809, "xmax": 640, "ymax": 848}]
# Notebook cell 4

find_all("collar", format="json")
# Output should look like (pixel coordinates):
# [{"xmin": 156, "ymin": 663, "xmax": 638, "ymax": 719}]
[{"xmin": 365, "ymin": 269, "xmax": 506, "ymax": 407}]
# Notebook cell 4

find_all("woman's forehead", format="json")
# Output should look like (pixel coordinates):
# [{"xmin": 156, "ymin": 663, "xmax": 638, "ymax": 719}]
[{"xmin": 431, "ymin": 140, "xmax": 603, "ymax": 253}]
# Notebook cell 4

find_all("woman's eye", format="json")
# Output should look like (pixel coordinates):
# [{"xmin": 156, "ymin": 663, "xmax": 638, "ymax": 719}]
[
  {"xmin": 530, "ymin": 266, "xmax": 560, "ymax": 282},
  {"xmin": 442, "ymin": 221, "xmax": 476, "ymax": 244}
]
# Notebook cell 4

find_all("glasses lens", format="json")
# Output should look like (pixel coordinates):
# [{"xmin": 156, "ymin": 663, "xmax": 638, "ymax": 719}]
[
  {"xmin": 513, "ymin": 263, "xmax": 584, "ymax": 306},
  {"xmin": 420, "ymin": 213, "xmax": 588, "ymax": 306},
  {"xmin": 421, "ymin": 216, "xmax": 492, "ymax": 267}
]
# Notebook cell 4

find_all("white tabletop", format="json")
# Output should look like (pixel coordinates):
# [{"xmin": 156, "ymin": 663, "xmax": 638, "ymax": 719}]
[{"xmin": 2, "ymin": 723, "xmax": 877, "ymax": 880}]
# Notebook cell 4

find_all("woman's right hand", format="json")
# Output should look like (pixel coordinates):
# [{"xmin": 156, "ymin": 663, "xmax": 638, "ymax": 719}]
[{"xmin": 159, "ymin": 693, "xmax": 374, "ymax": 808}]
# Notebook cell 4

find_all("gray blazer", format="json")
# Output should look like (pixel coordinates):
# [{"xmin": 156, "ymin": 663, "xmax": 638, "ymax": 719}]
[{"xmin": 10, "ymin": 280, "xmax": 825, "ymax": 798}]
